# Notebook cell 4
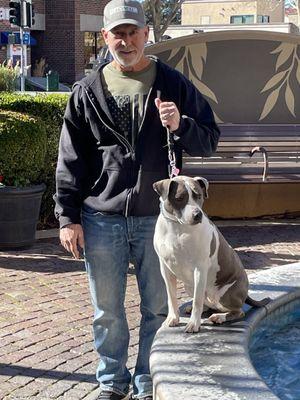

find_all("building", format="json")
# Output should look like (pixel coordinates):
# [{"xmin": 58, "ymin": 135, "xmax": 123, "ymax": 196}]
[
  {"xmin": 182, "ymin": 0, "xmax": 285, "ymax": 25},
  {"xmin": 148, "ymin": 0, "xmax": 299, "ymax": 41},
  {"xmin": 0, "ymin": 0, "xmax": 108, "ymax": 84},
  {"xmin": 148, "ymin": 21, "xmax": 298, "ymax": 42}
]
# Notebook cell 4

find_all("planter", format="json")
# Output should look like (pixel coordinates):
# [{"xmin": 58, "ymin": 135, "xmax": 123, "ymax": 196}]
[{"xmin": 0, "ymin": 184, "xmax": 46, "ymax": 250}]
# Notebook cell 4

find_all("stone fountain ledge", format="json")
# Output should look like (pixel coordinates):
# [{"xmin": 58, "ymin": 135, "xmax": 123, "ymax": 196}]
[{"xmin": 150, "ymin": 262, "xmax": 300, "ymax": 400}]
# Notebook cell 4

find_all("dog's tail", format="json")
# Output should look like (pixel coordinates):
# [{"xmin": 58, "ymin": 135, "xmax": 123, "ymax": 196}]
[{"xmin": 246, "ymin": 295, "xmax": 271, "ymax": 308}]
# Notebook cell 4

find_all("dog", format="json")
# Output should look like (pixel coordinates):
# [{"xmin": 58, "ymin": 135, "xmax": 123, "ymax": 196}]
[{"xmin": 153, "ymin": 175, "xmax": 270, "ymax": 333}]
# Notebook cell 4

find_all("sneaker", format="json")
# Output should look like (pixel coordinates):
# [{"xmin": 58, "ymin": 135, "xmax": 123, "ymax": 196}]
[
  {"xmin": 97, "ymin": 390, "xmax": 127, "ymax": 400},
  {"xmin": 130, "ymin": 396, "xmax": 153, "ymax": 400}
]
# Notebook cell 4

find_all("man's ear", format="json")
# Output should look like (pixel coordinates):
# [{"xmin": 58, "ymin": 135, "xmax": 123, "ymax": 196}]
[
  {"xmin": 144, "ymin": 25, "xmax": 150, "ymax": 43},
  {"xmin": 101, "ymin": 28, "xmax": 109, "ymax": 44},
  {"xmin": 153, "ymin": 179, "xmax": 171, "ymax": 199},
  {"xmin": 193, "ymin": 177, "xmax": 209, "ymax": 198}
]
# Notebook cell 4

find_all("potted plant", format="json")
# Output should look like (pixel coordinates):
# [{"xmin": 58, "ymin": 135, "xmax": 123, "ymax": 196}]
[{"xmin": 0, "ymin": 110, "xmax": 47, "ymax": 249}]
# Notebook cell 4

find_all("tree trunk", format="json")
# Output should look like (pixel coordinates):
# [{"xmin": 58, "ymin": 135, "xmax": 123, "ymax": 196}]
[{"xmin": 145, "ymin": 0, "xmax": 185, "ymax": 43}]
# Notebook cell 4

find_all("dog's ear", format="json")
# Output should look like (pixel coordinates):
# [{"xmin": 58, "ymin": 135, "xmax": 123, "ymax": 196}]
[
  {"xmin": 153, "ymin": 179, "xmax": 171, "ymax": 198},
  {"xmin": 193, "ymin": 177, "xmax": 209, "ymax": 198}
]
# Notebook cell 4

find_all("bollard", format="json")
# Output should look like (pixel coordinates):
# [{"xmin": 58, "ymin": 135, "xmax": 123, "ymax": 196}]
[{"xmin": 46, "ymin": 70, "xmax": 59, "ymax": 91}]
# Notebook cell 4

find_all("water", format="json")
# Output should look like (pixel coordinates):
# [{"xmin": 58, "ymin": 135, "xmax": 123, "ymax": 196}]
[{"xmin": 250, "ymin": 299, "xmax": 300, "ymax": 400}]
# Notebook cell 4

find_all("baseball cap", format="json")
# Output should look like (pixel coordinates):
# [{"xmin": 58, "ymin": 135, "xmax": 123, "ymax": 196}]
[{"xmin": 103, "ymin": 0, "xmax": 146, "ymax": 31}]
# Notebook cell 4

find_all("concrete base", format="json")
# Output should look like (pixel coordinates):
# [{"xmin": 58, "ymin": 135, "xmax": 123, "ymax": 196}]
[
  {"xmin": 203, "ymin": 182, "xmax": 300, "ymax": 219},
  {"xmin": 150, "ymin": 262, "xmax": 300, "ymax": 400}
]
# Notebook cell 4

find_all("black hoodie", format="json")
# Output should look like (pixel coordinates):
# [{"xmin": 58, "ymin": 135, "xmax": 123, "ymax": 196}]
[{"xmin": 54, "ymin": 58, "xmax": 220, "ymax": 228}]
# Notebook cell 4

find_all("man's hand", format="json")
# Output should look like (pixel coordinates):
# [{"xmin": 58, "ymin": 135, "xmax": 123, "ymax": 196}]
[
  {"xmin": 155, "ymin": 98, "xmax": 180, "ymax": 132},
  {"xmin": 60, "ymin": 224, "xmax": 84, "ymax": 259}
]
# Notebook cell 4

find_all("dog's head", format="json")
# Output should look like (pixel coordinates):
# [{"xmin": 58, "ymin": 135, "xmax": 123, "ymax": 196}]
[{"xmin": 153, "ymin": 176, "xmax": 209, "ymax": 225}]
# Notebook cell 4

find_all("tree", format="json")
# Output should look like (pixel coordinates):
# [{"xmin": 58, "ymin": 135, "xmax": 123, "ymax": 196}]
[
  {"xmin": 143, "ymin": 0, "xmax": 184, "ymax": 43},
  {"xmin": 286, "ymin": 0, "xmax": 299, "ymax": 9}
]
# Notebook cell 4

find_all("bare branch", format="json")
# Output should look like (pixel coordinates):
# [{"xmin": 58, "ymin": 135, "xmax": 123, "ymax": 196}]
[
  {"xmin": 143, "ymin": 0, "xmax": 184, "ymax": 42},
  {"xmin": 159, "ymin": 0, "xmax": 185, "ymax": 37}
]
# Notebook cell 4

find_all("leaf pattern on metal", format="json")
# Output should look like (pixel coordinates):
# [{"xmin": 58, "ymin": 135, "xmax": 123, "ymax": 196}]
[
  {"xmin": 165, "ymin": 43, "xmax": 223, "ymax": 122},
  {"xmin": 260, "ymin": 43, "xmax": 300, "ymax": 120}
]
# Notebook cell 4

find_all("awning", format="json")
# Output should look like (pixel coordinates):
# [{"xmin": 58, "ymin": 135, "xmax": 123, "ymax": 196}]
[{"xmin": 0, "ymin": 31, "xmax": 37, "ymax": 46}]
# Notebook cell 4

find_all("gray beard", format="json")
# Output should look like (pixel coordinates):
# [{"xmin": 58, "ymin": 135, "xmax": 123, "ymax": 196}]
[{"xmin": 110, "ymin": 49, "xmax": 142, "ymax": 70}]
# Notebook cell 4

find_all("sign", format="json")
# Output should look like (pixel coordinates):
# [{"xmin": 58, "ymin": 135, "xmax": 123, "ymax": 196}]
[
  {"xmin": 8, "ymin": 33, "xmax": 15, "ymax": 44},
  {"xmin": 0, "ymin": 31, "xmax": 36, "ymax": 46},
  {"xmin": 0, "ymin": 7, "xmax": 10, "ymax": 21},
  {"xmin": 23, "ymin": 32, "xmax": 29, "ymax": 44}
]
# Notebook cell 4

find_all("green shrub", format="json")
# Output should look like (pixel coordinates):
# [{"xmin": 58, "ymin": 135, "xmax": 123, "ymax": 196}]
[
  {"xmin": 0, "ymin": 65, "xmax": 19, "ymax": 92},
  {"xmin": 0, "ymin": 110, "xmax": 47, "ymax": 186},
  {"xmin": 0, "ymin": 92, "xmax": 69, "ymax": 227},
  {"xmin": 0, "ymin": 93, "xmax": 68, "ymax": 168}
]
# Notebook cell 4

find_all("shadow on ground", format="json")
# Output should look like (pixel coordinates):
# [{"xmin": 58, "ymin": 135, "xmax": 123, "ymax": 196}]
[
  {"xmin": 219, "ymin": 225, "xmax": 300, "ymax": 270},
  {"xmin": 0, "ymin": 363, "xmax": 96, "ymax": 383},
  {"xmin": 0, "ymin": 225, "xmax": 299, "ymax": 273},
  {"xmin": 0, "ymin": 238, "xmax": 85, "ymax": 273}
]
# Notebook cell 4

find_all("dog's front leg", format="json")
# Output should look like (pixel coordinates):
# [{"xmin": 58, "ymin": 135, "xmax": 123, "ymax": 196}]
[
  {"xmin": 185, "ymin": 268, "xmax": 207, "ymax": 333},
  {"xmin": 159, "ymin": 260, "xmax": 179, "ymax": 327}
]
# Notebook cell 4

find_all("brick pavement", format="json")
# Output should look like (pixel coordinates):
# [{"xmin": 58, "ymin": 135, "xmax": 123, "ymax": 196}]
[{"xmin": 0, "ymin": 221, "xmax": 299, "ymax": 400}]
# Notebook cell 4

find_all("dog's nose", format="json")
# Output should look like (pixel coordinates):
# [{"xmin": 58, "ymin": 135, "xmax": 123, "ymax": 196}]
[{"xmin": 193, "ymin": 210, "xmax": 203, "ymax": 223}]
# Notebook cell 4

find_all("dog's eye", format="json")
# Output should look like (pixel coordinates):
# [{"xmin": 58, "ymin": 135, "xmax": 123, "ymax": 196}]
[
  {"xmin": 175, "ymin": 195, "xmax": 184, "ymax": 201},
  {"xmin": 192, "ymin": 192, "xmax": 202, "ymax": 201}
]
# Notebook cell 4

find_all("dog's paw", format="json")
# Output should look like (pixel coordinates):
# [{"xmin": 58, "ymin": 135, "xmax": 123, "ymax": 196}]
[
  {"xmin": 184, "ymin": 319, "xmax": 201, "ymax": 333},
  {"xmin": 163, "ymin": 314, "xmax": 179, "ymax": 327},
  {"xmin": 207, "ymin": 313, "xmax": 227, "ymax": 324}
]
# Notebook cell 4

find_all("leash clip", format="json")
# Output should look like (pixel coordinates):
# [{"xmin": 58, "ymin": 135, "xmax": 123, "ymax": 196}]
[{"xmin": 170, "ymin": 160, "xmax": 180, "ymax": 177}]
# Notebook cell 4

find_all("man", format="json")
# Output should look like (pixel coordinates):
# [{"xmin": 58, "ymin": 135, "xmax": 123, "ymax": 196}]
[{"xmin": 54, "ymin": 1, "xmax": 220, "ymax": 399}]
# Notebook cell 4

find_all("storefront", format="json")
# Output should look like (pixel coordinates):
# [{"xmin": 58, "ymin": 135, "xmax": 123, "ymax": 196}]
[
  {"xmin": 84, "ymin": 31, "xmax": 105, "ymax": 71},
  {"xmin": 0, "ymin": 31, "xmax": 36, "ymax": 73},
  {"xmin": 1, "ymin": 0, "xmax": 109, "ymax": 84}
]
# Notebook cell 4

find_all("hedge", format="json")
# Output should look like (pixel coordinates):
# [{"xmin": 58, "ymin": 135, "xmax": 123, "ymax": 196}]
[
  {"xmin": 0, "ymin": 110, "xmax": 47, "ymax": 186},
  {"xmin": 0, "ymin": 92, "xmax": 69, "ymax": 227}
]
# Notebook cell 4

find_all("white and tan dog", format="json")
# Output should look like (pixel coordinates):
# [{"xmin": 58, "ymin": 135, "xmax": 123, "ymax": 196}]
[{"xmin": 153, "ymin": 175, "xmax": 269, "ymax": 333}]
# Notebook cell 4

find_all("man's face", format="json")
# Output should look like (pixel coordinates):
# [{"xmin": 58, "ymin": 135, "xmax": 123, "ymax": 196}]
[{"xmin": 102, "ymin": 24, "xmax": 149, "ymax": 71}]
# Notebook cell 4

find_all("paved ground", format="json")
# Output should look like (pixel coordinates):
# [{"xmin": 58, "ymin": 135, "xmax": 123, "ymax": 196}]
[{"xmin": 0, "ymin": 220, "xmax": 299, "ymax": 400}]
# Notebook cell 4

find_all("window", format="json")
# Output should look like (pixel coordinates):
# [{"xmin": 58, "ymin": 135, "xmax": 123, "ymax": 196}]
[
  {"xmin": 230, "ymin": 15, "xmax": 255, "ymax": 24},
  {"xmin": 200, "ymin": 16, "xmax": 211, "ymax": 25},
  {"xmin": 84, "ymin": 32, "xmax": 105, "ymax": 69},
  {"xmin": 257, "ymin": 15, "xmax": 270, "ymax": 23}
]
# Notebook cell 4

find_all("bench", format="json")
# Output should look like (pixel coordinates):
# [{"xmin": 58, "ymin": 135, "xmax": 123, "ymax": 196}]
[
  {"xmin": 181, "ymin": 124, "xmax": 300, "ymax": 218},
  {"xmin": 182, "ymin": 124, "xmax": 300, "ymax": 183}
]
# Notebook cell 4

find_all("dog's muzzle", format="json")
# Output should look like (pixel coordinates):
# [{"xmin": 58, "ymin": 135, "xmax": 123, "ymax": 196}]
[{"xmin": 191, "ymin": 210, "xmax": 203, "ymax": 224}]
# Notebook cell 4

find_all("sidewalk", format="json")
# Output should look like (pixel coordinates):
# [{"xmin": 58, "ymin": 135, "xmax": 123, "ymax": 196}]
[{"xmin": 0, "ymin": 220, "xmax": 299, "ymax": 400}]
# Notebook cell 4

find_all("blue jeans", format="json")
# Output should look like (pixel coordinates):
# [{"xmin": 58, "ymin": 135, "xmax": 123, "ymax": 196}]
[{"xmin": 81, "ymin": 207, "xmax": 167, "ymax": 398}]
